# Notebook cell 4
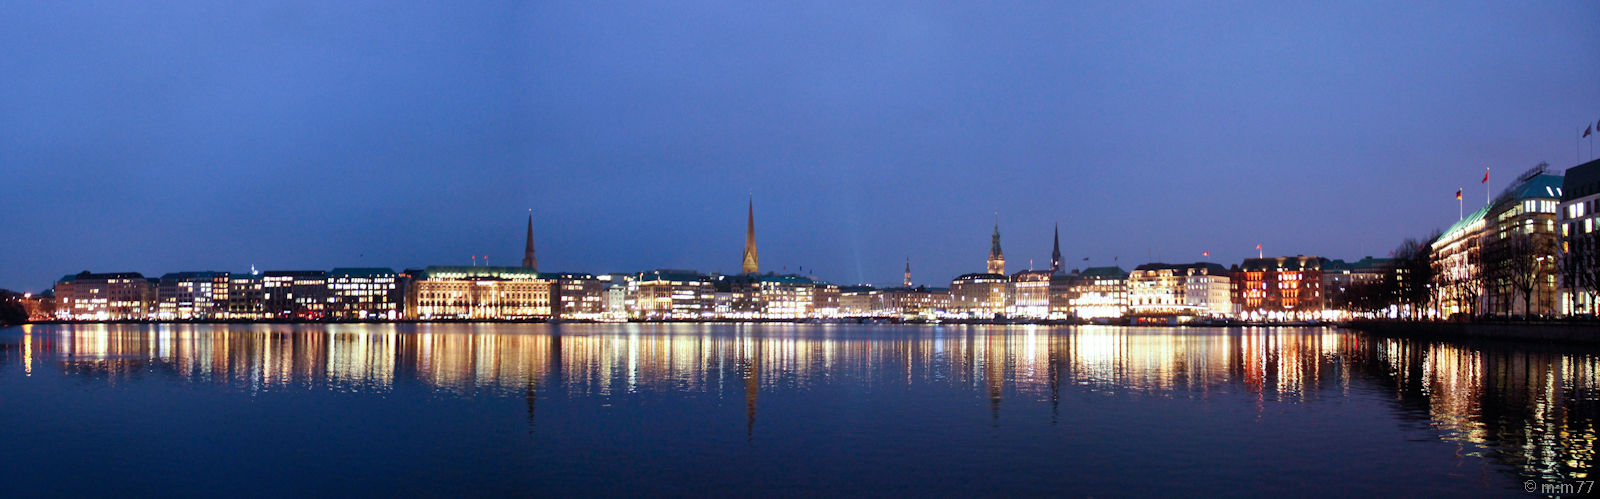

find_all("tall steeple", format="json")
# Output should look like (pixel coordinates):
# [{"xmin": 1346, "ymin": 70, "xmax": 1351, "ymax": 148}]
[
  {"xmin": 1050, "ymin": 223, "xmax": 1062, "ymax": 274},
  {"xmin": 522, "ymin": 211, "xmax": 538, "ymax": 271},
  {"xmin": 987, "ymin": 219, "xmax": 1006, "ymax": 275},
  {"xmin": 903, "ymin": 256, "xmax": 912, "ymax": 287},
  {"xmin": 742, "ymin": 198, "xmax": 759, "ymax": 274}
]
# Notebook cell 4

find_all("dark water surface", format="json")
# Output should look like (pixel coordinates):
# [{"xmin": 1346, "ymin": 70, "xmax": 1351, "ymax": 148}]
[{"xmin": 0, "ymin": 324, "xmax": 1594, "ymax": 498}]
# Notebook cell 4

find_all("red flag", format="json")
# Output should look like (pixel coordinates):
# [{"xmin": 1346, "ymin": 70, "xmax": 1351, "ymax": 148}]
[
  {"xmin": 1203, "ymin": 251, "xmax": 1210, "ymax": 257},
  {"xmin": 1255, "ymin": 244, "xmax": 1262, "ymax": 250},
  {"xmin": 1482, "ymin": 169, "xmax": 1489, "ymax": 184},
  {"xmin": 1456, "ymin": 189, "xmax": 1462, "ymax": 200}
]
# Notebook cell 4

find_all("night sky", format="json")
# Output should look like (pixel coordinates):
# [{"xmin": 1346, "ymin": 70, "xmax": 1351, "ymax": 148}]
[{"xmin": 2, "ymin": 1, "xmax": 1598, "ymax": 292}]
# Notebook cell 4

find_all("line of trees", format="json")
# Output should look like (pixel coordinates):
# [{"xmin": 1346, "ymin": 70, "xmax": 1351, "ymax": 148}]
[
  {"xmin": 0, "ymin": 290, "xmax": 27, "ymax": 327},
  {"xmin": 1562, "ymin": 229, "xmax": 1600, "ymax": 315}
]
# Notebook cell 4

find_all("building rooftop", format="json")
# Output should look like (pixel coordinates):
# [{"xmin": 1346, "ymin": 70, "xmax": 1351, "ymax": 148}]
[
  {"xmin": 328, "ymin": 268, "xmax": 397, "ymax": 278},
  {"xmin": 1562, "ymin": 157, "xmax": 1600, "ymax": 201},
  {"xmin": 1239, "ymin": 257, "xmax": 1325, "ymax": 272}
]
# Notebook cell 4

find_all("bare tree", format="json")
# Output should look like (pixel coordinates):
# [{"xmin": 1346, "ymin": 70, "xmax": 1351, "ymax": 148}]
[{"xmin": 1500, "ymin": 230, "xmax": 1557, "ymax": 317}]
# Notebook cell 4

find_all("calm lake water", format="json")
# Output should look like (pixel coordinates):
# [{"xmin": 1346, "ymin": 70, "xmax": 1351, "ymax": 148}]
[{"xmin": 0, "ymin": 324, "xmax": 1594, "ymax": 498}]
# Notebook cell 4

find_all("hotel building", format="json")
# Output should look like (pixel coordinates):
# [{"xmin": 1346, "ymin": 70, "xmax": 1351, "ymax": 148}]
[
  {"xmin": 1232, "ymin": 257, "xmax": 1325, "ymax": 321},
  {"xmin": 1049, "ymin": 266, "xmax": 1128, "ymax": 320},
  {"xmin": 631, "ymin": 270, "xmax": 714, "ymax": 320},
  {"xmin": 1127, "ymin": 262, "xmax": 1231, "ymax": 320}
]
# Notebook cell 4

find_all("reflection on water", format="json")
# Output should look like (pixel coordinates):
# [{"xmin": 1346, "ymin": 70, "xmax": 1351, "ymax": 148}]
[{"xmin": 3, "ymin": 323, "xmax": 1597, "ymax": 487}]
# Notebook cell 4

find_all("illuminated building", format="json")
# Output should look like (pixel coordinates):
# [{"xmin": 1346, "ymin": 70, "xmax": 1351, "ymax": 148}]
[
  {"xmin": 1127, "ymin": 262, "xmax": 1231, "ymax": 321},
  {"xmin": 53, "ymin": 271, "xmax": 155, "ymax": 320},
  {"xmin": 1483, "ymin": 165, "xmax": 1562, "ymax": 316},
  {"xmin": 951, "ymin": 273, "xmax": 1008, "ymax": 317},
  {"xmin": 1433, "ymin": 163, "xmax": 1563, "ymax": 317},
  {"xmin": 551, "ymin": 273, "xmax": 605, "ymax": 320},
  {"xmin": 1050, "ymin": 266, "xmax": 1128, "ymax": 320},
  {"xmin": 1008, "ymin": 270, "xmax": 1053, "ymax": 318},
  {"xmin": 404, "ymin": 266, "xmax": 551, "ymax": 320},
  {"xmin": 1558, "ymin": 158, "xmax": 1600, "ymax": 315},
  {"xmin": 631, "ymin": 270, "xmax": 714, "ymax": 319},
  {"xmin": 1231, "ymin": 257, "xmax": 1325, "ymax": 321},
  {"xmin": 226, "ymin": 273, "xmax": 265, "ymax": 319},
  {"xmin": 727, "ymin": 274, "xmax": 818, "ymax": 319},
  {"xmin": 813, "ymin": 281, "xmax": 841, "ymax": 317},
  {"xmin": 839, "ymin": 285, "xmax": 951, "ymax": 318},
  {"xmin": 1321, "ymin": 257, "xmax": 1393, "ymax": 316},
  {"xmin": 262, "ymin": 270, "xmax": 329, "ymax": 320},
  {"xmin": 327, "ymin": 268, "xmax": 402, "ymax": 320},
  {"xmin": 157, "ymin": 271, "xmax": 231, "ymax": 320},
  {"xmin": 598, "ymin": 274, "xmax": 631, "ymax": 321}
]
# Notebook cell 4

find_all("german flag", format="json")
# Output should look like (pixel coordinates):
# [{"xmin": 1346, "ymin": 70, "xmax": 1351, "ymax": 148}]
[{"xmin": 1456, "ymin": 189, "xmax": 1462, "ymax": 200}]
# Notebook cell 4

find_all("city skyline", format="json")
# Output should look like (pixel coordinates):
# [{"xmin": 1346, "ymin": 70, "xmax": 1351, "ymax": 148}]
[{"xmin": 2, "ymin": 2, "xmax": 1597, "ymax": 293}]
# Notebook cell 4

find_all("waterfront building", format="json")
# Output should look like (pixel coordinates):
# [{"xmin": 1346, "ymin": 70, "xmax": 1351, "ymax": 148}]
[
  {"xmin": 1433, "ymin": 163, "xmax": 1562, "ymax": 317},
  {"xmin": 157, "ymin": 271, "xmax": 231, "ymax": 320},
  {"xmin": 551, "ymin": 273, "xmax": 605, "ymax": 320},
  {"xmin": 951, "ymin": 273, "xmax": 1008, "ymax": 317},
  {"xmin": 631, "ymin": 270, "xmax": 714, "ymax": 319},
  {"xmin": 1008, "ymin": 270, "xmax": 1053, "ymax": 318},
  {"xmin": 53, "ymin": 271, "xmax": 155, "ymax": 320},
  {"xmin": 813, "ymin": 281, "xmax": 841, "ymax": 318},
  {"xmin": 262, "ymin": 270, "xmax": 329, "ymax": 320},
  {"xmin": 839, "ymin": 286, "xmax": 879, "ymax": 316},
  {"xmin": 1558, "ymin": 158, "xmax": 1600, "ymax": 315},
  {"xmin": 1321, "ymin": 257, "xmax": 1394, "ymax": 316},
  {"xmin": 226, "ymin": 273, "xmax": 265, "ymax": 319},
  {"xmin": 327, "ymin": 268, "xmax": 402, "ymax": 320},
  {"xmin": 728, "ymin": 273, "xmax": 818, "ymax": 319},
  {"xmin": 598, "ymin": 274, "xmax": 631, "ymax": 321},
  {"xmin": 1232, "ymin": 257, "xmax": 1326, "ymax": 321},
  {"xmin": 404, "ymin": 266, "xmax": 550, "ymax": 320},
  {"xmin": 1049, "ymin": 266, "xmax": 1129, "ymax": 320},
  {"xmin": 840, "ymin": 285, "xmax": 949, "ymax": 317},
  {"xmin": 1127, "ymin": 263, "xmax": 1230, "ymax": 321}
]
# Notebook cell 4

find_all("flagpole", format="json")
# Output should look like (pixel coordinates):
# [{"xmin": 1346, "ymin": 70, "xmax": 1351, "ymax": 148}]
[{"xmin": 1459, "ymin": 188, "xmax": 1463, "ymax": 221}]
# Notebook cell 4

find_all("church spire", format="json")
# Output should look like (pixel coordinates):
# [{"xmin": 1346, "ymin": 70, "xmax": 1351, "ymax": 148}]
[
  {"xmin": 1050, "ymin": 223, "xmax": 1062, "ymax": 274},
  {"xmin": 742, "ymin": 198, "xmax": 759, "ymax": 274},
  {"xmin": 987, "ymin": 218, "xmax": 1005, "ymax": 274},
  {"xmin": 904, "ymin": 256, "xmax": 912, "ymax": 287},
  {"xmin": 522, "ymin": 211, "xmax": 538, "ymax": 271}
]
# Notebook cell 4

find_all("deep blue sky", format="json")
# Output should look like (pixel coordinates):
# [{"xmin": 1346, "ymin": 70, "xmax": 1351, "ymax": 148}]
[{"xmin": 2, "ymin": 1, "xmax": 1598, "ymax": 292}]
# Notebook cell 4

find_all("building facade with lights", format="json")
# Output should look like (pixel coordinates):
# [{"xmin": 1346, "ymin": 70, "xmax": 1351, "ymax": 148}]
[
  {"xmin": 262, "ymin": 270, "xmax": 330, "ymax": 320},
  {"xmin": 1128, "ymin": 262, "xmax": 1231, "ymax": 320},
  {"xmin": 631, "ymin": 270, "xmax": 714, "ymax": 320},
  {"xmin": 53, "ymin": 271, "xmax": 156, "ymax": 320},
  {"xmin": 950, "ymin": 273, "xmax": 1009, "ymax": 317},
  {"xmin": 404, "ymin": 266, "xmax": 551, "ymax": 320},
  {"xmin": 1231, "ymin": 257, "xmax": 1325, "ymax": 321},
  {"xmin": 1049, "ymin": 266, "xmax": 1129, "ymax": 320},
  {"xmin": 1432, "ymin": 163, "xmax": 1563, "ymax": 317},
  {"xmin": 1008, "ymin": 270, "xmax": 1053, "ymax": 318},
  {"xmin": 327, "ymin": 268, "xmax": 402, "ymax": 320},
  {"xmin": 1558, "ymin": 158, "xmax": 1600, "ymax": 316},
  {"xmin": 156, "ymin": 271, "xmax": 231, "ymax": 320}
]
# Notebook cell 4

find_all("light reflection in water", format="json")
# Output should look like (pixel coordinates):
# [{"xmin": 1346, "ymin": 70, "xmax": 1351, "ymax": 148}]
[{"xmin": 4, "ymin": 323, "xmax": 1597, "ymax": 484}]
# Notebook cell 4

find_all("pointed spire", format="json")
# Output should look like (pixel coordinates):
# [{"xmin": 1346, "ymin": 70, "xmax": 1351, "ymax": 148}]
[
  {"xmin": 903, "ymin": 256, "xmax": 912, "ymax": 287},
  {"xmin": 987, "ymin": 218, "xmax": 1005, "ymax": 274},
  {"xmin": 1050, "ymin": 223, "xmax": 1062, "ymax": 274},
  {"xmin": 742, "ymin": 197, "xmax": 759, "ymax": 274},
  {"xmin": 522, "ymin": 211, "xmax": 538, "ymax": 271}
]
